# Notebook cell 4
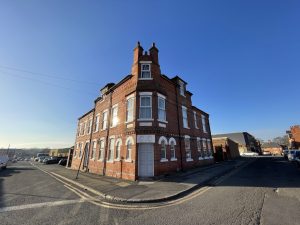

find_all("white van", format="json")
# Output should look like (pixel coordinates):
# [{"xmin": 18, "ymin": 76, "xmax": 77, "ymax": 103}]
[{"xmin": 0, "ymin": 155, "xmax": 9, "ymax": 169}]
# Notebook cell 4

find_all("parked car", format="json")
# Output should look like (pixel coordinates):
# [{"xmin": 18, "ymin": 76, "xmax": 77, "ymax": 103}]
[
  {"xmin": 45, "ymin": 157, "xmax": 65, "ymax": 164},
  {"xmin": 42, "ymin": 157, "xmax": 51, "ymax": 163},
  {"xmin": 287, "ymin": 150, "xmax": 300, "ymax": 161},
  {"xmin": 58, "ymin": 158, "xmax": 67, "ymax": 166},
  {"xmin": 283, "ymin": 150, "xmax": 289, "ymax": 159},
  {"xmin": 0, "ymin": 155, "xmax": 9, "ymax": 169},
  {"xmin": 241, "ymin": 152, "xmax": 259, "ymax": 156},
  {"xmin": 263, "ymin": 151, "xmax": 271, "ymax": 156}
]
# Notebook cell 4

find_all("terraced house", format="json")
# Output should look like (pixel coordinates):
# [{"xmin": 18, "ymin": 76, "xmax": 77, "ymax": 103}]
[{"xmin": 71, "ymin": 42, "xmax": 214, "ymax": 180}]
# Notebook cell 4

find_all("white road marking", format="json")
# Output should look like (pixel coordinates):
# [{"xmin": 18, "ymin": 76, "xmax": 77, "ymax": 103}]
[{"xmin": 0, "ymin": 199, "xmax": 85, "ymax": 213}]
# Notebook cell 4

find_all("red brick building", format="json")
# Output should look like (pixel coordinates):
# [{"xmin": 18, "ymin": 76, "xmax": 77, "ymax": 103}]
[
  {"xmin": 71, "ymin": 42, "xmax": 214, "ymax": 180},
  {"xmin": 287, "ymin": 125, "xmax": 300, "ymax": 149}
]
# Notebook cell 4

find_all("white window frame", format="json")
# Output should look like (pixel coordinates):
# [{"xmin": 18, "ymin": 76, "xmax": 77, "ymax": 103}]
[
  {"xmin": 107, "ymin": 137, "xmax": 115, "ymax": 162},
  {"xmin": 94, "ymin": 114, "xmax": 100, "ymax": 132},
  {"xmin": 91, "ymin": 140, "xmax": 97, "ymax": 160},
  {"xmin": 88, "ymin": 118, "xmax": 93, "ymax": 135},
  {"xmin": 74, "ymin": 143, "xmax": 78, "ymax": 158},
  {"xmin": 98, "ymin": 138, "xmax": 105, "ymax": 161},
  {"xmin": 169, "ymin": 137, "xmax": 177, "ymax": 161},
  {"xmin": 179, "ymin": 80, "xmax": 185, "ymax": 97},
  {"xmin": 193, "ymin": 111, "xmax": 199, "ymax": 129},
  {"xmin": 202, "ymin": 138, "xmax": 208, "ymax": 158},
  {"xmin": 77, "ymin": 124, "xmax": 81, "ymax": 137},
  {"xmin": 197, "ymin": 137, "xmax": 204, "ymax": 160},
  {"xmin": 111, "ymin": 104, "xmax": 119, "ymax": 128},
  {"xmin": 207, "ymin": 139, "xmax": 213, "ymax": 158},
  {"xmin": 126, "ymin": 95, "xmax": 135, "ymax": 123},
  {"xmin": 79, "ymin": 142, "xmax": 83, "ymax": 158},
  {"xmin": 202, "ymin": 115, "xmax": 207, "ymax": 133},
  {"xmin": 185, "ymin": 135, "xmax": 193, "ymax": 161},
  {"xmin": 102, "ymin": 110, "xmax": 108, "ymax": 130},
  {"xmin": 139, "ymin": 93, "xmax": 153, "ymax": 120},
  {"xmin": 140, "ymin": 63, "xmax": 152, "ymax": 80},
  {"xmin": 182, "ymin": 106, "xmax": 189, "ymax": 129},
  {"xmin": 79, "ymin": 123, "xmax": 84, "ymax": 136},
  {"xmin": 83, "ymin": 121, "xmax": 87, "ymax": 135},
  {"xmin": 159, "ymin": 136, "xmax": 168, "ymax": 162},
  {"xmin": 158, "ymin": 93, "xmax": 167, "ymax": 123},
  {"xmin": 125, "ymin": 136, "xmax": 134, "ymax": 162},
  {"xmin": 115, "ymin": 139, "xmax": 122, "ymax": 161}
]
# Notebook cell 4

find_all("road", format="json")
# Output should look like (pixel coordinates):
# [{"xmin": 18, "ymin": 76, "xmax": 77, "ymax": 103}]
[{"xmin": 0, "ymin": 157, "xmax": 300, "ymax": 225}]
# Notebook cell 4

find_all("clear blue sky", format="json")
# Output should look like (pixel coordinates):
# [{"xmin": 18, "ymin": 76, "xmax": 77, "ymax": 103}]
[{"xmin": 0, "ymin": 0, "xmax": 299, "ymax": 148}]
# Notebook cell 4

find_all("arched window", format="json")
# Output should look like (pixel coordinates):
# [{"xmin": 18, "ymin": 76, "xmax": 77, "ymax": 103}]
[
  {"xmin": 108, "ymin": 138, "xmax": 115, "ymax": 162},
  {"xmin": 98, "ymin": 139, "xmax": 105, "ymax": 161},
  {"xmin": 115, "ymin": 139, "xmax": 122, "ymax": 160},
  {"xmin": 161, "ymin": 140, "xmax": 167, "ymax": 160},
  {"xmin": 170, "ymin": 140, "xmax": 176, "ymax": 160},
  {"xmin": 202, "ymin": 138, "xmax": 207, "ymax": 157},
  {"xmin": 126, "ymin": 140, "xmax": 132, "ymax": 160},
  {"xmin": 185, "ymin": 135, "xmax": 192, "ymax": 161}
]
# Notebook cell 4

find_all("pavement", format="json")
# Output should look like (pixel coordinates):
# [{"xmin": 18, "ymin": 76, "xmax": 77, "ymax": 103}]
[{"xmin": 31, "ymin": 158, "xmax": 251, "ymax": 203}]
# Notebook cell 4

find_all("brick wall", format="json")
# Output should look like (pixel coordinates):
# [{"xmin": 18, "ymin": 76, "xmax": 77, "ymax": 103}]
[{"xmin": 70, "ymin": 42, "xmax": 214, "ymax": 180}]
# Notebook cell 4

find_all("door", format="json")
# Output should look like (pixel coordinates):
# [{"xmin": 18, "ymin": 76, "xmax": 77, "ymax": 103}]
[
  {"xmin": 138, "ymin": 144, "xmax": 154, "ymax": 177},
  {"xmin": 83, "ymin": 142, "xmax": 90, "ymax": 168}
]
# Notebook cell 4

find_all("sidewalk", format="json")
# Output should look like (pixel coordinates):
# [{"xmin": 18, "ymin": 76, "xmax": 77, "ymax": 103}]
[{"xmin": 33, "ymin": 158, "xmax": 253, "ymax": 203}]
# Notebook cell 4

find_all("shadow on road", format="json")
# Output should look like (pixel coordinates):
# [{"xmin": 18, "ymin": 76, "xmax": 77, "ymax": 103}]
[
  {"xmin": 0, "ymin": 166, "xmax": 35, "ymax": 209},
  {"xmin": 214, "ymin": 157, "xmax": 300, "ymax": 188}
]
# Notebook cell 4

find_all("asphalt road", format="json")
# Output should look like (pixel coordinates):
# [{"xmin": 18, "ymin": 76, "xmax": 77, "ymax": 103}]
[{"xmin": 0, "ymin": 157, "xmax": 299, "ymax": 225}]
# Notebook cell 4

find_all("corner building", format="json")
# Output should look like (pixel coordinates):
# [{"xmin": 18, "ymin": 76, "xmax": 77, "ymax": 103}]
[{"xmin": 71, "ymin": 42, "xmax": 214, "ymax": 180}]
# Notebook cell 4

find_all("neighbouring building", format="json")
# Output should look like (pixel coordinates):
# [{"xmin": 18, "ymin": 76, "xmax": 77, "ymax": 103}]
[
  {"xmin": 49, "ymin": 148, "xmax": 70, "ymax": 157},
  {"xmin": 287, "ymin": 125, "xmax": 300, "ymax": 149},
  {"xmin": 261, "ymin": 142, "xmax": 283, "ymax": 155},
  {"xmin": 71, "ymin": 42, "xmax": 214, "ymax": 181},
  {"xmin": 212, "ymin": 132, "xmax": 262, "ymax": 154},
  {"xmin": 212, "ymin": 137, "xmax": 240, "ymax": 162}
]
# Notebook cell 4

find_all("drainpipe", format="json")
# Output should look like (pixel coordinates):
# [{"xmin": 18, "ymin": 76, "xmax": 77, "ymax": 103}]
[
  {"xmin": 175, "ymin": 85, "xmax": 184, "ymax": 171},
  {"xmin": 102, "ymin": 91, "xmax": 113, "ymax": 176},
  {"xmin": 85, "ymin": 108, "xmax": 96, "ymax": 171}
]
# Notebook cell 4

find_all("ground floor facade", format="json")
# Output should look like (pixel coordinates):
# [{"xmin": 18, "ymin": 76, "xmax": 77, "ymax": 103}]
[{"xmin": 71, "ymin": 133, "xmax": 214, "ymax": 180}]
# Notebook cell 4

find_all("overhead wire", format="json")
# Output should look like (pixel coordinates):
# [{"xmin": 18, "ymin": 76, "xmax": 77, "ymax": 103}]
[
  {"xmin": 0, "ymin": 69, "xmax": 97, "ymax": 96},
  {"xmin": 0, "ymin": 64, "xmax": 100, "ymax": 86}
]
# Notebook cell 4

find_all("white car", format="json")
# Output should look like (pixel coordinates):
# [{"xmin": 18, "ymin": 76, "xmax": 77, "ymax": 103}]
[
  {"xmin": 0, "ymin": 155, "xmax": 9, "ymax": 169},
  {"xmin": 242, "ymin": 152, "xmax": 259, "ymax": 157}
]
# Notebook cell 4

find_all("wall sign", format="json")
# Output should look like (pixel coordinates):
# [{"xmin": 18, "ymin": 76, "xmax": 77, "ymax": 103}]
[{"xmin": 137, "ymin": 135, "xmax": 155, "ymax": 143}]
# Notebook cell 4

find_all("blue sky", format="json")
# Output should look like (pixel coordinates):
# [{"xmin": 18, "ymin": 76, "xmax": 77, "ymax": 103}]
[{"xmin": 0, "ymin": 0, "xmax": 299, "ymax": 148}]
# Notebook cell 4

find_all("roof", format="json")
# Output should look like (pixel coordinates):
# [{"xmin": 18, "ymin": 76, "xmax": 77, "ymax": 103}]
[
  {"xmin": 212, "ymin": 132, "xmax": 249, "ymax": 145},
  {"xmin": 78, "ymin": 108, "xmax": 95, "ymax": 120}
]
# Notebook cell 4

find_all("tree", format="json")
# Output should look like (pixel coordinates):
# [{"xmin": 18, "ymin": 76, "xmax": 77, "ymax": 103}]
[{"xmin": 272, "ymin": 135, "xmax": 289, "ymax": 146}]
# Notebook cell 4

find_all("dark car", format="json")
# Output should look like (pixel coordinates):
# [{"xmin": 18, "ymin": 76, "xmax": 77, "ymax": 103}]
[
  {"xmin": 45, "ymin": 157, "xmax": 61, "ymax": 164},
  {"xmin": 58, "ymin": 158, "xmax": 67, "ymax": 166}
]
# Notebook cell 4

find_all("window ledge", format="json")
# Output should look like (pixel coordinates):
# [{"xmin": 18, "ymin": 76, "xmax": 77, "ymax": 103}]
[
  {"xmin": 170, "ymin": 158, "xmax": 177, "ymax": 161},
  {"xmin": 139, "ymin": 78, "xmax": 153, "ymax": 81},
  {"xmin": 114, "ymin": 159, "xmax": 121, "ymax": 162},
  {"xmin": 160, "ymin": 159, "xmax": 168, "ymax": 162},
  {"xmin": 198, "ymin": 157, "xmax": 204, "ymax": 160},
  {"xmin": 186, "ymin": 158, "xmax": 194, "ymax": 162},
  {"xmin": 125, "ymin": 121, "xmax": 134, "ymax": 124},
  {"xmin": 183, "ymin": 127, "xmax": 190, "ymax": 129},
  {"xmin": 107, "ymin": 160, "xmax": 114, "ymax": 164},
  {"xmin": 137, "ymin": 118, "xmax": 154, "ymax": 121},
  {"xmin": 125, "ymin": 159, "xmax": 133, "ymax": 163},
  {"xmin": 157, "ymin": 119, "xmax": 168, "ymax": 124},
  {"xmin": 98, "ymin": 159, "xmax": 104, "ymax": 162}
]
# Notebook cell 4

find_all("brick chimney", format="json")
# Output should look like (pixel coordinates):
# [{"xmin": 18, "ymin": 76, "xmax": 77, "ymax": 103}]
[{"xmin": 131, "ymin": 42, "xmax": 161, "ymax": 79}]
